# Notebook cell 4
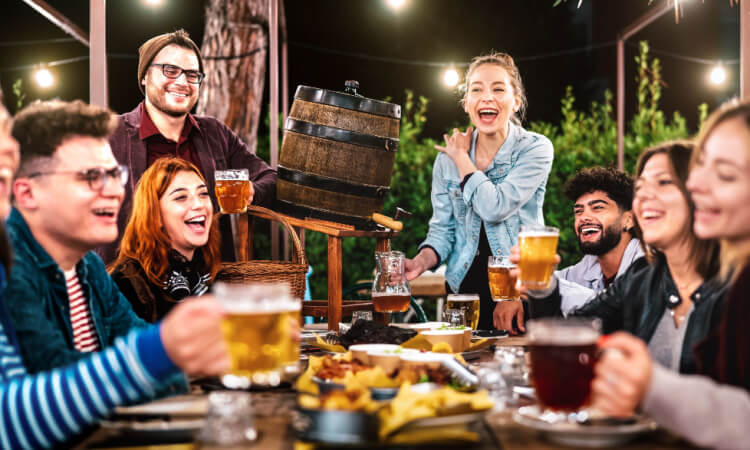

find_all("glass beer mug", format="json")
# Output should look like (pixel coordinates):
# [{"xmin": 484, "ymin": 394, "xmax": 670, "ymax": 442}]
[{"xmin": 372, "ymin": 251, "xmax": 411, "ymax": 313}]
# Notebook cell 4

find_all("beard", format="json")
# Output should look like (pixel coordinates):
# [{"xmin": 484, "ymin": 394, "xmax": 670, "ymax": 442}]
[
  {"xmin": 578, "ymin": 223, "xmax": 623, "ymax": 256},
  {"xmin": 145, "ymin": 82, "xmax": 198, "ymax": 118}
]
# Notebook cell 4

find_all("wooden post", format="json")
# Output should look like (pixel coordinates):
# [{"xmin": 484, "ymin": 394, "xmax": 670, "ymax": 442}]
[
  {"xmin": 89, "ymin": 0, "xmax": 107, "ymax": 107},
  {"xmin": 617, "ymin": 38, "xmax": 625, "ymax": 171},
  {"xmin": 270, "ymin": 0, "xmax": 280, "ymax": 261},
  {"xmin": 327, "ymin": 236, "xmax": 343, "ymax": 331}
]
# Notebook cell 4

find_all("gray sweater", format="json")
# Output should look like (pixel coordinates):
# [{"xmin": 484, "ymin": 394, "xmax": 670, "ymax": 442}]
[{"xmin": 643, "ymin": 365, "xmax": 750, "ymax": 449}]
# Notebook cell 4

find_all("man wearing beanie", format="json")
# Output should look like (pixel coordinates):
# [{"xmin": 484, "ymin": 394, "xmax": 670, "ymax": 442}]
[{"xmin": 101, "ymin": 29, "xmax": 276, "ymax": 263}]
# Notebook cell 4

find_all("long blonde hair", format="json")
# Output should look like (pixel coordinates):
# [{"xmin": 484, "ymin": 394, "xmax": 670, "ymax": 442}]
[{"xmin": 693, "ymin": 99, "xmax": 750, "ymax": 281}]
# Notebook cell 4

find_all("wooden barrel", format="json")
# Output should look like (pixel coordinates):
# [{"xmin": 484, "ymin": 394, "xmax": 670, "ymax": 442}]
[{"xmin": 277, "ymin": 83, "xmax": 401, "ymax": 229}]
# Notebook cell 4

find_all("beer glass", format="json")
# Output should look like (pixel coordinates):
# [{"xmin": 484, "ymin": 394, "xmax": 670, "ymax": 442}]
[
  {"xmin": 214, "ymin": 282, "xmax": 301, "ymax": 389},
  {"xmin": 518, "ymin": 225, "xmax": 559, "ymax": 289},
  {"xmin": 215, "ymin": 169, "xmax": 251, "ymax": 214},
  {"xmin": 488, "ymin": 255, "xmax": 519, "ymax": 301},
  {"xmin": 527, "ymin": 318, "xmax": 601, "ymax": 414},
  {"xmin": 444, "ymin": 294, "xmax": 480, "ymax": 330},
  {"xmin": 372, "ymin": 251, "xmax": 411, "ymax": 313}
]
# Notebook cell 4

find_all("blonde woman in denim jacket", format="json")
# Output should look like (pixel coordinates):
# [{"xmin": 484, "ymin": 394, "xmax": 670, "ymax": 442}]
[{"xmin": 405, "ymin": 53, "xmax": 553, "ymax": 330}]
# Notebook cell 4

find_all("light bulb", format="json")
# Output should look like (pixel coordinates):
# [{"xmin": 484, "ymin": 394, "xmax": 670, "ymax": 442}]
[
  {"xmin": 443, "ymin": 68, "xmax": 459, "ymax": 87},
  {"xmin": 34, "ymin": 67, "xmax": 54, "ymax": 89}
]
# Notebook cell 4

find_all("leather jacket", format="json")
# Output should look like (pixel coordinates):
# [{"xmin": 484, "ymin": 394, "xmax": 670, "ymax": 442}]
[{"xmin": 528, "ymin": 255, "xmax": 729, "ymax": 374}]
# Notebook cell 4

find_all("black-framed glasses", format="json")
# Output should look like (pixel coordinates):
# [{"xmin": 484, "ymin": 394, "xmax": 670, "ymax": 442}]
[
  {"xmin": 150, "ymin": 63, "xmax": 205, "ymax": 84},
  {"xmin": 28, "ymin": 165, "xmax": 129, "ymax": 192}
]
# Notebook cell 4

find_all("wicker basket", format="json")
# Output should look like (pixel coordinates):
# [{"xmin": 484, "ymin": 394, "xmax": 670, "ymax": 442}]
[{"xmin": 215, "ymin": 205, "xmax": 308, "ymax": 300}]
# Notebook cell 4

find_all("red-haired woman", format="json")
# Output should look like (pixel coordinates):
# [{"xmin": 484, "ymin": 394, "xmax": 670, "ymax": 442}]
[{"xmin": 109, "ymin": 157, "xmax": 221, "ymax": 322}]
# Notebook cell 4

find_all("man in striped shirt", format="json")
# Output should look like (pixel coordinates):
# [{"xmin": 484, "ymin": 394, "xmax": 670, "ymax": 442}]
[
  {"xmin": 0, "ymin": 97, "xmax": 230, "ymax": 448},
  {"xmin": 1, "ymin": 100, "xmax": 179, "ymax": 381}
]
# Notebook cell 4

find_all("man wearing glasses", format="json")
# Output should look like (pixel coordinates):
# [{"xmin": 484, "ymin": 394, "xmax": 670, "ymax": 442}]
[
  {"xmin": 3, "ymin": 100, "xmax": 183, "ymax": 385},
  {"xmin": 101, "ymin": 29, "xmax": 277, "ymax": 263}
]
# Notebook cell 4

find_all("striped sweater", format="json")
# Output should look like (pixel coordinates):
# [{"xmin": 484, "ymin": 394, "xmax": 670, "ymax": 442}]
[{"xmin": 0, "ymin": 322, "xmax": 178, "ymax": 449}]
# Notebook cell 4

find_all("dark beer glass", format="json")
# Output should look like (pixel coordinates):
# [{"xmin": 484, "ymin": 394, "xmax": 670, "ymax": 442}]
[{"xmin": 527, "ymin": 318, "xmax": 601, "ymax": 412}]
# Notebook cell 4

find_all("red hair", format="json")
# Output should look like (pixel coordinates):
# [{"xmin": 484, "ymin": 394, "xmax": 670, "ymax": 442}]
[{"xmin": 109, "ymin": 158, "xmax": 221, "ymax": 286}]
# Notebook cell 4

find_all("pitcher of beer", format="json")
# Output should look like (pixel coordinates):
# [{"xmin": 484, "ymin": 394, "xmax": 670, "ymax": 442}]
[
  {"xmin": 372, "ymin": 251, "xmax": 411, "ymax": 313},
  {"xmin": 215, "ymin": 169, "xmax": 251, "ymax": 213},
  {"xmin": 518, "ymin": 225, "xmax": 559, "ymax": 289}
]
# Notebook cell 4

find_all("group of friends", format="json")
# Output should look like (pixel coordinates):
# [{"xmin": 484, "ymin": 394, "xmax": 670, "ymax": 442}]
[{"xmin": 0, "ymin": 27, "xmax": 744, "ymax": 449}]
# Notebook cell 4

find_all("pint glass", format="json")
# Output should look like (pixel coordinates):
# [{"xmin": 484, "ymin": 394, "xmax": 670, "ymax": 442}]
[
  {"xmin": 215, "ymin": 169, "xmax": 251, "ymax": 213},
  {"xmin": 488, "ymin": 256, "xmax": 519, "ymax": 301},
  {"xmin": 214, "ymin": 282, "xmax": 301, "ymax": 389},
  {"xmin": 527, "ymin": 318, "xmax": 601, "ymax": 412},
  {"xmin": 444, "ymin": 294, "xmax": 480, "ymax": 330},
  {"xmin": 518, "ymin": 225, "xmax": 559, "ymax": 289}
]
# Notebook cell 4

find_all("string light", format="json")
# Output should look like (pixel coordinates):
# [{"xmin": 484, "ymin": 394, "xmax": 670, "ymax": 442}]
[
  {"xmin": 442, "ymin": 67, "xmax": 459, "ymax": 87},
  {"xmin": 33, "ymin": 66, "xmax": 54, "ymax": 89},
  {"xmin": 385, "ymin": 0, "xmax": 406, "ymax": 10},
  {"xmin": 708, "ymin": 63, "xmax": 727, "ymax": 86},
  {"xmin": 143, "ymin": 0, "xmax": 163, "ymax": 6}
]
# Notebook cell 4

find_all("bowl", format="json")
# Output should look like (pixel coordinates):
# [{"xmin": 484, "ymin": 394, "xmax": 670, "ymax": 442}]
[
  {"xmin": 367, "ymin": 348, "xmax": 419, "ymax": 375},
  {"xmin": 349, "ymin": 344, "xmax": 400, "ymax": 364},
  {"xmin": 421, "ymin": 329, "xmax": 468, "ymax": 353},
  {"xmin": 408, "ymin": 322, "xmax": 449, "ymax": 333}
]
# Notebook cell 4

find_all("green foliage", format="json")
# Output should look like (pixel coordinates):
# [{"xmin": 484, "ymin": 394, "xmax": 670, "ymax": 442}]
[
  {"xmin": 12, "ymin": 79, "xmax": 26, "ymax": 112},
  {"xmin": 527, "ymin": 41, "xmax": 697, "ymax": 267}
]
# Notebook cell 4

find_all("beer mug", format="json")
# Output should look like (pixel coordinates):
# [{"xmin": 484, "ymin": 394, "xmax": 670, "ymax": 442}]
[
  {"xmin": 372, "ymin": 251, "xmax": 411, "ymax": 313},
  {"xmin": 488, "ymin": 255, "xmax": 519, "ymax": 301},
  {"xmin": 518, "ymin": 225, "xmax": 559, "ymax": 289},
  {"xmin": 215, "ymin": 169, "xmax": 251, "ymax": 213},
  {"xmin": 214, "ymin": 282, "xmax": 301, "ymax": 389},
  {"xmin": 444, "ymin": 294, "xmax": 480, "ymax": 330},
  {"xmin": 527, "ymin": 318, "xmax": 601, "ymax": 414}
]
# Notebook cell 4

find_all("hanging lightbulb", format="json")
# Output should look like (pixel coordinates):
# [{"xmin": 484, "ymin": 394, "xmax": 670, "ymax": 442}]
[
  {"xmin": 33, "ymin": 67, "xmax": 54, "ymax": 89},
  {"xmin": 385, "ymin": 0, "xmax": 406, "ymax": 10},
  {"xmin": 709, "ymin": 64, "xmax": 727, "ymax": 86},
  {"xmin": 442, "ymin": 67, "xmax": 459, "ymax": 88},
  {"xmin": 143, "ymin": 0, "xmax": 163, "ymax": 5}
]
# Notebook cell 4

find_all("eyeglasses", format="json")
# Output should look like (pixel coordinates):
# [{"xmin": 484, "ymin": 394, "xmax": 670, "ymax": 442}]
[
  {"xmin": 151, "ymin": 63, "xmax": 205, "ymax": 84},
  {"xmin": 28, "ymin": 165, "xmax": 129, "ymax": 192}
]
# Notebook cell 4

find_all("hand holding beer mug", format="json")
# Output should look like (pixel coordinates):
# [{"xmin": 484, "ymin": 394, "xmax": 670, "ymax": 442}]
[
  {"xmin": 518, "ymin": 225, "xmax": 559, "ymax": 289},
  {"xmin": 214, "ymin": 282, "xmax": 301, "ymax": 389},
  {"xmin": 488, "ymin": 255, "xmax": 519, "ymax": 301},
  {"xmin": 215, "ymin": 169, "xmax": 251, "ymax": 213},
  {"xmin": 527, "ymin": 318, "xmax": 601, "ymax": 420}
]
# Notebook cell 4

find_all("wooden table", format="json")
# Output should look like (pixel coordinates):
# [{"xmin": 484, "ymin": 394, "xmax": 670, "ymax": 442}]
[{"xmin": 235, "ymin": 209, "xmax": 397, "ymax": 332}]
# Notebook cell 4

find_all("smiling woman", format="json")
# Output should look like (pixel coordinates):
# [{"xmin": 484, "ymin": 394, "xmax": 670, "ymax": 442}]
[{"xmin": 108, "ymin": 157, "xmax": 221, "ymax": 322}]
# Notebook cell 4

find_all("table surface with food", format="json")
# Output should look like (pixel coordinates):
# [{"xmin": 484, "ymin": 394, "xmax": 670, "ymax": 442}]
[{"xmin": 78, "ymin": 320, "xmax": 694, "ymax": 449}]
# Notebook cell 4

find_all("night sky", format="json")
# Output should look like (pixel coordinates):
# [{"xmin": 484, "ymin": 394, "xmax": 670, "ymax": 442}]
[{"xmin": 0, "ymin": 0, "xmax": 740, "ymax": 139}]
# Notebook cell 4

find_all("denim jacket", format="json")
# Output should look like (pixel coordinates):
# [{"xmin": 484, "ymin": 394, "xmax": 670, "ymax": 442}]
[
  {"xmin": 419, "ymin": 122, "xmax": 553, "ymax": 292},
  {"xmin": 3, "ymin": 208, "xmax": 149, "ymax": 373}
]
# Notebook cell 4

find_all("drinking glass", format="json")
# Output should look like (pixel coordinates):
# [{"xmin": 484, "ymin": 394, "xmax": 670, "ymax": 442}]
[
  {"xmin": 527, "ymin": 317, "xmax": 601, "ymax": 419},
  {"xmin": 444, "ymin": 294, "xmax": 480, "ymax": 330},
  {"xmin": 352, "ymin": 310, "xmax": 373, "ymax": 324},
  {"xmin": 518, "ymin": 225, "xmax": 559, "ymax": 289},
  {"xmin": 214, "ymin": 282, "xmax": 301, "ymax": 389},
  {"xmin": 488, "ymin": 255, "xmax": 519, "ymax": 301},
  {"xmin": 372, "ymin": 251, "xmax": 411, "ymax": 313},
  {"xmin": 443, "ymin": 308, "xmax": 466, "ymax": 327},
  {"xmin": 198, "ymin": 391, "xmax": 257, "ymax": 445},
  {"xmin": 215, "ymin": 169, "xmax": 250, "ymax": 213}
]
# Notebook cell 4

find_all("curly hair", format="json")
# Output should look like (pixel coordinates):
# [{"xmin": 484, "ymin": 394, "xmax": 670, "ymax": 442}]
[
  {"xmin": 563, "ymin": 167, "xmax": 634, "ymax": 211},
  {"xmin": 108, "ymin": 158, "xmax": 221, "ymax": 288},
  {"xmin": 12, "ymin": 100, "xmax": 117, "ymax": 177}
]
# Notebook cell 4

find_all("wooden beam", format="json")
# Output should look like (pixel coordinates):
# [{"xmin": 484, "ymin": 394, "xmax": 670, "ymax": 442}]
[
  {"xmin": 269, "ymin": 0, "xmax": 280, "ymax": 260},
  {"xmin": 89, "ymin": 0, "xmax": 107, "ymax": 107},
  {"xmin": 742, "ymin": 0, "xmax": 750, "ymax": 99},
  {"xmin": 21, "ymin": 0, "xmax": 89, "ymax": 47}
]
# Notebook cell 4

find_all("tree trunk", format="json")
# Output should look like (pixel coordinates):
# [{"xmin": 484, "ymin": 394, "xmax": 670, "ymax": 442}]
[{"xmin": 198, "ymin": 0, "xmax": 268, "ymax": 154}]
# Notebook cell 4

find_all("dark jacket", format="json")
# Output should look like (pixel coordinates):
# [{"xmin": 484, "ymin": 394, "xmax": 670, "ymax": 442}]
[
  {"xmin": 111, "ymin": 252, "xmax": 211, "ymax": 323},
  {"xmin": 100, "ymin": 103, "xmax": 278, "ymax": 263},
  {"xmin": 529, "ymin": 255, "xmax": 729, "ymax": 374},
  {"xmin": 3, "ymin": 208, "xmax": 148, "ymax": 372}
]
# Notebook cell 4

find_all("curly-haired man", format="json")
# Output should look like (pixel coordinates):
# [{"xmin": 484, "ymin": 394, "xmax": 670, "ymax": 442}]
[{"xmin": 494, "ymin": 166, "xmax": 645, "ymax": 333}]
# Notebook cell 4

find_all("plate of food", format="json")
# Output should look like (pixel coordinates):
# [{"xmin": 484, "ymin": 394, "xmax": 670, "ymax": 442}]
[{"xmin": 513, "ymin": 405, "xmax": 658, "ymax": 448}]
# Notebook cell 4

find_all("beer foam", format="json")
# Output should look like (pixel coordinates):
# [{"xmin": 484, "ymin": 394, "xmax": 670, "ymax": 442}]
[
  {"xmin": 529, "ymin": 326, "xmax": 599, "ymax": 345},
  {"xmin": 446, "ymin": 294, "xmax": 480, "ymax": 301},
  {"xmin": 519, "ymin": 231, "xmax": 559, "ymax": 238},
  {"xmin": 214, "ymin": 282, "xmax": 300, "ymax": 313}
]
